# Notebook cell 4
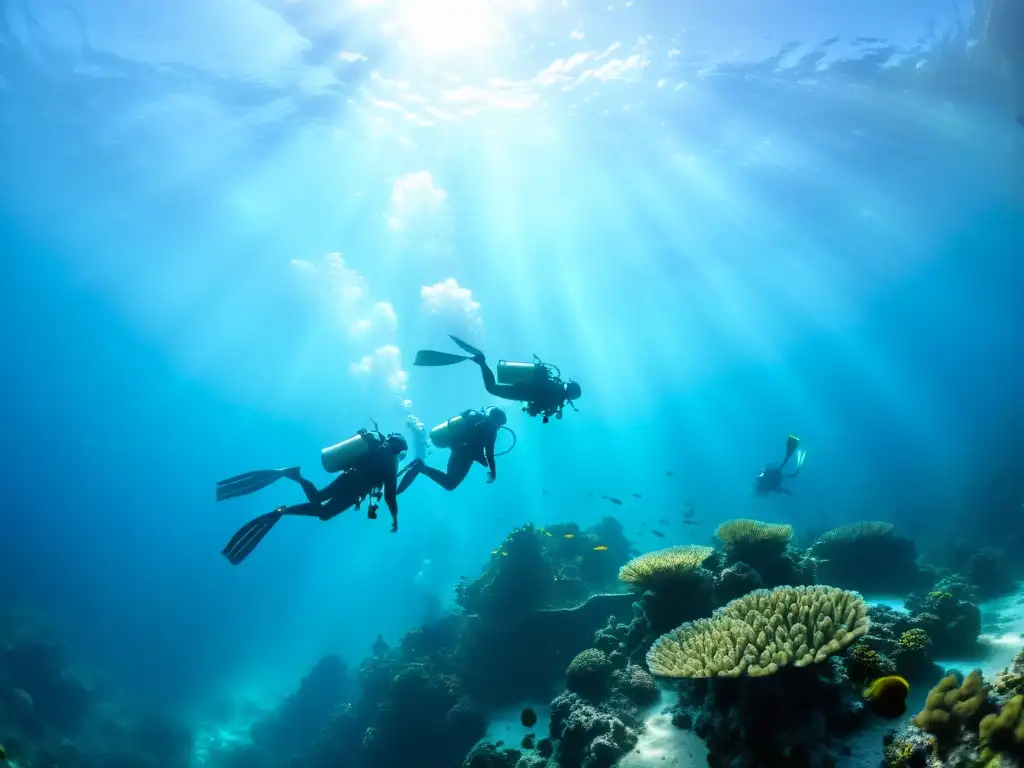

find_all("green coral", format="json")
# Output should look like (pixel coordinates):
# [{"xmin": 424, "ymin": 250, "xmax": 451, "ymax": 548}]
[
  {"xmin": 715, "ymin": 519, "xmax": 793, "ymax": 554},
  {"xmin": 980, "ymin": 695, "xmax": 1024, "ymax": 762},
  {"xmin": 912, "ymin": 670, "xmax": 988, "ymax": 739},
  {"xmin": 892, "ymin": 628, "xmax": 934, "ymax": 680},
  {"xmin": 646, "ymin": 585, "xmax": 869, "ymax": 678},
  {"xmin": 618, "ymin": 545, "xmax": 715, "ymax": 591}
]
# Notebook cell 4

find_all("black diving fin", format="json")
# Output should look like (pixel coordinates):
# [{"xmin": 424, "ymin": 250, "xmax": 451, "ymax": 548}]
[
  {"xmin": 413, "ymin": 350, "xmax": 472, "ymax": 367},
  {"xmin": 448, "ymin": 335, "xmax": 485, "ymax": 358},
  {"xmin": 216, "ymin": 468, "xmax": 296, "ymax": 501},
  {"xmin": 221, "ymin": 509, "xmax": 284, "ymax": 565},
  {"xmin": 781, "ymin": 434, "xmax": 800, "ymax": 468}
]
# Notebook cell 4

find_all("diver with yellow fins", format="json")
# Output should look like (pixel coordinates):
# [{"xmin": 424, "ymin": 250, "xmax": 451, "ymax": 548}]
[
  {"xmin": 413, "ymin": 335, "xmax": 582, "ymax": 423},
  {"xmin": 752, "ymin": 434, "xmax": 807, "ymax": 496},
  {"xmin": 398, "ymin": 406, "xmax": 513, "ymax": 493},
  {"xmin": 215, "ymin": 424, "xmax": 410, "ymax": 564}
]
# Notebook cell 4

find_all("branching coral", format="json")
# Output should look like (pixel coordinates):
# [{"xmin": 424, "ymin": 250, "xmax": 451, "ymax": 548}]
[
  {"xmin": 618, "ymin": 545, "xmax": 715, "ymax": 591},
  {"xmin": 646, "ymin": 585, "xmax": 869, "ymax": 678}
]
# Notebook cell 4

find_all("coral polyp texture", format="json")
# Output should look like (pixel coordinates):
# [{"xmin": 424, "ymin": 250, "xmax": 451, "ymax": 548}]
[
  {"xmin": 645, "ymin": 585, "xmax": 869, "ymax": 678},
  {"xmin": 714, "ymin": 519, "xmax": 794, "ymax": 553},
  {"xmin": 618, "ymin": 545, "xmax": 716, "ymax": 590}
]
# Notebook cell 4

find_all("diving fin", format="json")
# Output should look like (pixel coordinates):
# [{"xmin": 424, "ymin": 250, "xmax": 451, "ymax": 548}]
[
  {"xmin": 781, "ymin": 434, "xmax": 800, "ymax": 468},
  {"xmin": 222, "ymin": 509, "xmax": 283, "ymax": 565},
  {"xmin": 448, "ymin": 335, "xmax": 485, "ymax": 359},
  {"xmin": 413, "ymin": 350, "xmax": 472, "ymax": 367},
  {"xmin": 216, "ymin": 468, "xmax": 295, "ymax": 501}
]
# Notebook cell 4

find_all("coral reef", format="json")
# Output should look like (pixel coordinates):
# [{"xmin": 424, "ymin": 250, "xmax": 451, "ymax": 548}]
[
  {"xmin": 247, "ymin": 654, "xmax": 350, "ymax": 760},
  {"xmin": 673, "ymin": 657, "xmax": 867, "ymax": 767},
  {"xmin": 646, "ymin": 585, "xmax": 869, "ymax": 678},
  {"xmin": 905, "ymin": 585, "xmax": 982, "ymax": 657},
  {"xmin": 714, "ymin": 518, "xmax": 815, "ymax": 589},
  {"xmin": 967, "ymin": 547, "xmax": 1019, "ymax": 600},
  {"xmin": 0, "ymin": 611, "xmax": 193, "ymax": 768},
  {"xmin": 811, "ymin": 521, "xmax": 929, "ymax": 595},
  {"xmin": 618, "ymin": 545, "xmax": 717, "ymax": 649},
  {"xmin": 456, "ymin": 519, "xmax": 631, "ymax": 624}
]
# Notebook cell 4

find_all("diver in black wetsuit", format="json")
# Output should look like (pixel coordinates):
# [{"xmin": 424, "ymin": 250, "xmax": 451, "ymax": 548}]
[
  {"xmin": 753, "ymin": 434, "xmax": 807, "ymax": 497},
  {"xmin": 215, "ymin": 430, "xmax": 408, "ymax": 565},
  {"xmin": 414, "ymin": 336, "xmax": 582, "ymax": 423},
  {"xmin": 398, "ymin": 406, "xmax": 507, "ymax": 493}
]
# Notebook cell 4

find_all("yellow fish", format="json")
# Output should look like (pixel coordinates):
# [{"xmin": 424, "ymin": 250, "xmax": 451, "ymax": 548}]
[
  {"xmin": 863, "ymin": 676, "xmax": 910, "ymax": 718},
  {"xmin": 564, "ymin": 534, "xmax": 575, "ymax": 539},
  {"xmin": 593, "ymin": 545, "xmax": 608, "ymax": 551},
  {"xmin": 491, "ymin": 549, "xmax": 500, "ymax": 555},
  {"xmin": 501, "ymin": 551, "xmax": 508, "ymax": 557},
  {"xmin": 541, "ymin": 529, "xmax": 552, "ymax": 537}
]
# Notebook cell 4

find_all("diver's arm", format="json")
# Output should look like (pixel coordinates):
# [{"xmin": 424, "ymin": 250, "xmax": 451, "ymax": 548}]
[
  {"xmin": 383, "ymin": 471, "xmax": 399, "ymax": 532},
  {"xmin": 484, "ymin": 432, "xmax": 497, "ymax": 482}
]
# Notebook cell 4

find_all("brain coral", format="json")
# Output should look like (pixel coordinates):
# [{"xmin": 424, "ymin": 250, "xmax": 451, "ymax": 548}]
[
  {"xmin": 618, "ymin": 545, "xmax": 716, "ymax": 590},
  {"xmin": 645, "ymin": 585, "xmax": 870, "ymax": 678}
]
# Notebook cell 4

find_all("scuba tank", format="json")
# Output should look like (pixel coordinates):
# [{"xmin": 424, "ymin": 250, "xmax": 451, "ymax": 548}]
[
  {"xmin": 321, "ymin": 430, "xmax": 379, "ymax": 473},
  {"xmin": 496, "ymin": 360, "xmax": 544, "ymax": 385},
  {"xmin": 429, "ymin": 410, "xmax": 481, "ymax": 450}
]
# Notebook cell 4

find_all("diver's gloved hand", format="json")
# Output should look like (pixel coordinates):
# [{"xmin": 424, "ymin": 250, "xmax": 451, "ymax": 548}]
[{"xmin": 486, "ymin": 472, "xmax": 495, "ymax": 484}]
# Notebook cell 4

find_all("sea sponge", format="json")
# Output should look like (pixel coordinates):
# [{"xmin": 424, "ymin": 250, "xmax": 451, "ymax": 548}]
[
  {"xmin": 715, "ymin": 519, "xmax": 793, "ymax": 555},
  {"xmin": 912, "ymin": 670, "xmax": 988, "ymax": 738},
  {"xmin": 618, "ymin": 546, "xmax": 716, "ymax": 591},
  {"xmin": 645, "ymin": 585, "xmax": 869, "ymax": 678}
]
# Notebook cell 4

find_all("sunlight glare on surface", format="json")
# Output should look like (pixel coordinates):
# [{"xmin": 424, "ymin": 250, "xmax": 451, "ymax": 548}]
[{"xmin": 382, "ymin": 0, "xmax": 506, "ymax": 58}]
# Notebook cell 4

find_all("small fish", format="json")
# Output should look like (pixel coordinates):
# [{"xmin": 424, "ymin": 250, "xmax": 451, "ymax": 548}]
[
  {"xmin": 602, "ymin": 496, "xmax": 623, "ymax": 506},
  {"xmin": 631, "ymin": 493, "xmax": 643, "ymax": 499},
  {"xmin": 541, "ymin": 529, "xmax": 552, "ymax": 537},
  {"xmin": 652, "ymin": 530, "xmax": 666, "ymax": 538},
  {"xmin": 683, "ymin": 520, "xmax": 699, "ymax": 525},
  {"xmin": 491, "ymin": 549, "xmax": 500, "ymax": 555},
  {"xmin": 666, "ymin": 470, "xmax": 675, "ymax": 477},
  {"xmin": 563, "ymin": 534, "xmax": 575, "ymax": 539},
  {"xmin": 683, "ymin": 508, "xmax": 696, "ymax": 519},
  {"xmin": 593, "ymin": 545, "xmax": 608, "ymax": 551},
  {"xmin": 587, "ymin": 490, "xmax": 595, "ymax": 498},
  {"xmin": 501, "ymin": 551, "xmax": 508, "ymax": 557},
  {"xmin": 863, "ymin": 676, "xmax": 909, "ymax": 718},
  {"xmin": 542, "ymin": 489, "xmax": 548, "ymax": 496},
  {"xmin": 521, "ymin": 707, "xmax": 538, "ymax": 728},
  {"xmin": 658, "ymin": 518, "xmax": 670, "ymax": 526}
]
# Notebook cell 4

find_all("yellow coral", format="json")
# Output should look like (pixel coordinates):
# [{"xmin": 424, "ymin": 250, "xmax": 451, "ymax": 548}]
[
  {"xmin": 980, "ymin": 695, "xmax": 1024, "ymax": 761},
  {"xmin": 714, "ymin": 519, "xmax": 793, "ymax": 553},
  {"xmin": 618, "ymin": 545, "xmax": 715, "ymax": 590},
  {"xmin": 913, "ymin": 670, "xmax": 988, "ymax": 737},
  {"xmin": 645, "ymin": 585, "xmax": 869, "ymax": 678}
]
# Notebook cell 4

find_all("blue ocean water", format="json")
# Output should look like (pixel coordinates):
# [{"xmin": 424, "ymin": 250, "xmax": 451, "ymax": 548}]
[{"xmin": 1, "ymin": 0, "xmax": 1024, "ymax": 765}]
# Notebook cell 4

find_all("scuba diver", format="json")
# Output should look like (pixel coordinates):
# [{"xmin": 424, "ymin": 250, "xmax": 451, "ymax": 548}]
[
  {"xmin": 215, "ymin": 426, "xmax": 409, "ymax": 565},
  {"xmin": 752, "ymin": 434, "xmax": 807, "ymax": 497},
  {"xmin": 413, "ymin": 335, "xmax": 582, "ymax": 423},
  {"xmin": 398, "ymin": 406, "xmax": 512, "ymax": 493}
]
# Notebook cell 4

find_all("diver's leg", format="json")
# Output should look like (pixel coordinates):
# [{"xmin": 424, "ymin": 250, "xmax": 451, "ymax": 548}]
[
  {"xmin": 284, "ymin": 469, "xmax": 338, "ymax": 504},
  {"xmin": 417, "ymin": 452, "xmax": 474, "ymax": 491},
  {"xmin": 280, "ymin": 476, "xmax": 359, "ymax": 521},
  {"xmin": 397, "ymin": 461, "xmax": 423, "ymax": 494}
]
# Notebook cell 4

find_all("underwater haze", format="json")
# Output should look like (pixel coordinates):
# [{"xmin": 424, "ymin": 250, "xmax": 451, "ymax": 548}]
[{"xmin": 2, "ymin": 0, "xmax": 1024, "ymax": 764}]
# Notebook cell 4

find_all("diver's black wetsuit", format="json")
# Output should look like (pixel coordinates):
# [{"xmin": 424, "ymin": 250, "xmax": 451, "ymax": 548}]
[
  {"xmin": 399, "ymin": 413, "xmax": 498, "ymax": 492},
  {"xmin": 473, "ymin": 358, "xmax": 569, "ymax": 421},
  {"xmin": 219, "ymin": 447, "xmax": 400, "ymax": 565}
]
